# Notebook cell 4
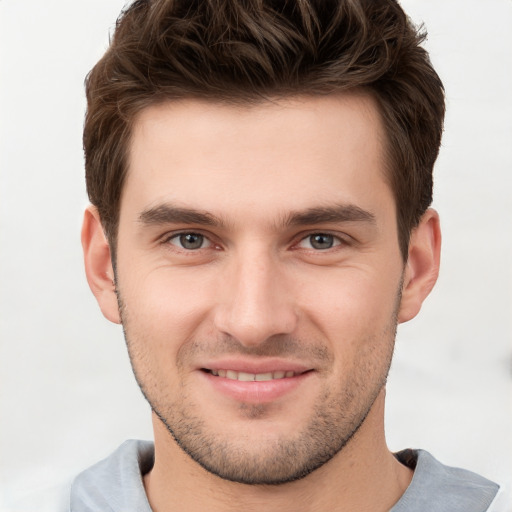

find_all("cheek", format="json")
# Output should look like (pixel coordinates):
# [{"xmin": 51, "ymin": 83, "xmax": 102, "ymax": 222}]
[
  {"xmin": 296, "ymin": 268, "xmax": 401, "ymax": 343},
  {"xmin": 118, "ymin": 264, "xmax": 219, "ymax": 343},
  {"xmin": 117, "ymin": 269, "xmax": 218, "ymax": 394},
  {"xmin": 297, "ymin": 271, "xmax": 400, "ymax": 390}
]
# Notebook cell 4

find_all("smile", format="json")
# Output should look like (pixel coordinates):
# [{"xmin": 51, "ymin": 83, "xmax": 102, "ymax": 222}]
[
  {"xmin": 207, "ymin": 369, "xmax": 299, "ymax": 381},
  {"xmin": 201, "ymin": 367, "xmax": 313, "ymax": 403}
]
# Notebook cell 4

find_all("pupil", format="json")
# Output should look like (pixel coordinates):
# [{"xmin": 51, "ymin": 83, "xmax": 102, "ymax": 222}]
[
  {"xmin": 180, "ymin": 233, "xmax": 203, "ymax": 249},
  {"xmin": 311, "ymin": 234, "xmax": 333, "ymax": 249}
]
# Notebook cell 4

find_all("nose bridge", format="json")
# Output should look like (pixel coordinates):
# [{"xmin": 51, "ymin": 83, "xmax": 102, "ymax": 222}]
[{"xmin": 214, "ymin": 244, "xmax": 297, "ymax": 346}]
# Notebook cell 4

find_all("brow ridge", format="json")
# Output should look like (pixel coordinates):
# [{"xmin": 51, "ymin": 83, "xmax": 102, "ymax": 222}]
[
  {"xmin": 139, "ymin": 205, "xmax": 222, "ymax": 227},
  {"xmin": 138, "ymin": 203, "xmax": 376, "ymax": 229},
  {"xmin": 284, "ymin": 204, "xmax": 376, "ymax": 227}
]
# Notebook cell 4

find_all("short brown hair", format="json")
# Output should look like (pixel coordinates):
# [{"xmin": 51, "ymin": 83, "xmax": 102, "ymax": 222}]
[{"xmin": 84, "ymin": 0, "xmax": 445, "ymax": 260}]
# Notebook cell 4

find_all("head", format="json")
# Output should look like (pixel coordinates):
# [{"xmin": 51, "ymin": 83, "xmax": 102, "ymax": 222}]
[
  {"xmin": 82, "ymin": 0, "xmax": 444, "ymax": 487},
  {"xmin": 84, "ymin": 0, "xmax": 444, "ymax": 263}
]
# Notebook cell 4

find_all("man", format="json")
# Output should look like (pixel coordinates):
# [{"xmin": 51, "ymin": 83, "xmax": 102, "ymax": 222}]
[{"xmin": 71, "ymin": 0, "xmax": 503, "ymax": 510}]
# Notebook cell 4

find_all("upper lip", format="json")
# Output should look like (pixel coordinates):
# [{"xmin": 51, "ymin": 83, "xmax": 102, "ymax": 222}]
[{"xmin": 198, "ymin": 358, "xmax": 313, "ymax": 375}]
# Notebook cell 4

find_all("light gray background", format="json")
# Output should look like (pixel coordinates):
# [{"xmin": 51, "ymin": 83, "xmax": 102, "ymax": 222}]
[{"xmin": 1, "ymin": 1, "xmax": 511, "ymax": 510}]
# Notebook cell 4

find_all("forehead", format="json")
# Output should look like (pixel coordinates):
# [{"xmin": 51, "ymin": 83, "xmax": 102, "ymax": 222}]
[{"xmin": 123, "ymin": 94, "xmax": 392, "ymax": 223}]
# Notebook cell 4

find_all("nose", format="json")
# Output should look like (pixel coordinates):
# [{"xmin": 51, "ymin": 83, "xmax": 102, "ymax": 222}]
[{"xmin": 213, "ymin": 249, "xmax": 298, "ymax": 347}]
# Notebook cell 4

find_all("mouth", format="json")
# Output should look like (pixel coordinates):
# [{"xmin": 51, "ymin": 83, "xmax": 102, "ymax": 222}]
[
  {"xmin": 198, "ymin": 359, "xmax": 314, "ymax": 403},
  {"xmin": 202, "ymin": 368, "xmax": 306, "ymax": 381}
]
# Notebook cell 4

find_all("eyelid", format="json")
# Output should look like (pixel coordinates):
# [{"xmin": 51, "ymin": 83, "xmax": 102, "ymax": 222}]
[
  {"xmin": 161, "ymin": 230, "xmax": 216, "ymax": 250},
  {"xmin": 158, "ymin": 228, "xmax": 352, "ymax": 252},
  {"xmin": 293, "ymin": 231, "xmax": 351, "ymax": 250}
]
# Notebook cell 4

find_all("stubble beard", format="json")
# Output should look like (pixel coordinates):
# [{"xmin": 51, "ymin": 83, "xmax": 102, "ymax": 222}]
[{"xmin": 116, "ymin": 289, "xmax": 400, "ymax": 486}]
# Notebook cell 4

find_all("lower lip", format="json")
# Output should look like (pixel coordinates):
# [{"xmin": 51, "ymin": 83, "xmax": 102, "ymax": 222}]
[{"xmin": 201, "ymin": 371, "xmax": 312, "ymax": 404}]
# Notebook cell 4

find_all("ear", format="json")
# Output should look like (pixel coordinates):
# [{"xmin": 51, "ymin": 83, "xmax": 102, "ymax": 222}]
[
  {"xmin": 398, "ymin": 208, "xmax": 441, "ymax": 324},
  {"xmin": 81, "ymin": 205, "xmax": 121, "ymax": 324}
]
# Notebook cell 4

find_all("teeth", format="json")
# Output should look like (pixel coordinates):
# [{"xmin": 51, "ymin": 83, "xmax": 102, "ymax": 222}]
[
  {"xmin": 255, "ymin": 372, "xmax": 273, "ymax": 381},
  {"xmin": 210, "ymin": 369, "xmax": 297, "ymax": 381}
]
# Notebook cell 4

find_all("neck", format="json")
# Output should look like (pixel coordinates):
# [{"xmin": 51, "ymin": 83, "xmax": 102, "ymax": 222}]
[{"xmin": 144, "ymin": 391, "xmax": 412, "ymax": 512}]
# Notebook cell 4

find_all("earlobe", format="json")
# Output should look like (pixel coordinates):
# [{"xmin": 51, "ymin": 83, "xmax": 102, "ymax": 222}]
[
  {"xmin": 81, "ymin": 206, "xmax": 121, "ymax": 324},
  {"xmin": 398, "ymin": 208, "xmax": 441, "ymax": 324}
]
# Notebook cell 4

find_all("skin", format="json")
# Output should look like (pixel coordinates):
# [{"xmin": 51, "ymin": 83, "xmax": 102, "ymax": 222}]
[{"xmin": 82, "ymin": 93, "xmax": 441, "ymax": 511}]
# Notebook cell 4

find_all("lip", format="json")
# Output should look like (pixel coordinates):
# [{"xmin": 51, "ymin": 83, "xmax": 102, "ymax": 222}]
[{"xmin": 197, "ymin": 358, "xmax": 314, "ymax": 404}]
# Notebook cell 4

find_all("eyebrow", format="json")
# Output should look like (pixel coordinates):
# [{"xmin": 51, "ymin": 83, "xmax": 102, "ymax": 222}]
[
  {"xmin": 138, "ymin": 203, "xmax": 376, "ymax": 229},
  {"xmin": 283, "ymin": 204, "xmax": 376, "ymax": 227},
  {"xmin": 139, "ymin": 205, "xmax": 224, "ymax": 227}
]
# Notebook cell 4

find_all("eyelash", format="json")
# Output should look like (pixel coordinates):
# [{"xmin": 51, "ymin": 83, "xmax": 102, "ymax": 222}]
[
  {"xmin": 295, "ymin": 232, "xmax": 345, "ymax": 251},
  {"xmin": 162, "ymin": 231, "xmax": 349, "ymax": 252},
  {"xmin": 163, "ymin": 232, "xmax": 213, "ymax": 251}
]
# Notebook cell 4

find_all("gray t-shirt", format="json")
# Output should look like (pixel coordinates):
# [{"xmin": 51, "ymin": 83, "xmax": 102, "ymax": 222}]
[{"xmin": 70, "ymin": 440, "xmax": 500, "ymax": 511}]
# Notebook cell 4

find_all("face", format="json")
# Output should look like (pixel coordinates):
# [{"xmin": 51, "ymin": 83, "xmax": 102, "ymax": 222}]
[{"xmin": 114, "ymin": 94, "xmax": 405, "ymax": 484}]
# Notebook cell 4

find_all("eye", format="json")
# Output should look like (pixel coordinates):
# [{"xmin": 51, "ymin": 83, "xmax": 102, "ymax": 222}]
[
  {"xmin": 298, "ymin": 233, "xmax": 341, "ymax": 250},
  {"xmin": 168, "ymin": 232, "xmax": 211, "ymax": 250}
]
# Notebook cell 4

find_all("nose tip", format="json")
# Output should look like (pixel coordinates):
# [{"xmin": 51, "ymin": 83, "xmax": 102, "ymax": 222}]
[
  {"xmin": 215, "ymin": 307, "xmax": 298, "ymax": 347},
  {"xmin": 213, "ymin": 260, "xmax": 298, "ymax": 347}
]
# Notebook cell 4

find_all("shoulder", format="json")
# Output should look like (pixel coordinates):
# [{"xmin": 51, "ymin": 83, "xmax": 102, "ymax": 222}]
[
  {"xmin": 392, "ymin": 449, "xmax": 504, "ymax": 512},
  {"xmin": 487, "ymin": 483, "xmax": 512, "ymax": 512},
  {"xmin": 70, "ymin": 440, "xmax": 154, "ymax": 512}
]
